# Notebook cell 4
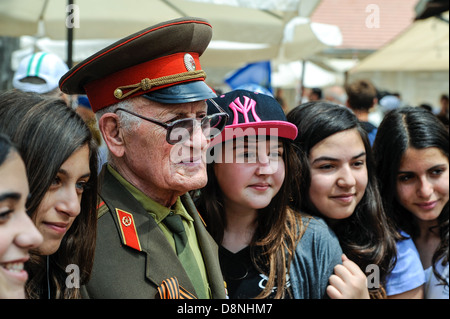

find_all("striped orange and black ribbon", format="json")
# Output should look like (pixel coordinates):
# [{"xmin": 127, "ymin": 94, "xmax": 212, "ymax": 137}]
[{"xmin": 157, "ymin": 277, "xmax": 197, "ymax": 299}]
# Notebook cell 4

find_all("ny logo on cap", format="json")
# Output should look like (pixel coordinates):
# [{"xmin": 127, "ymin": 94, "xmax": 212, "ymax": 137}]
[{"xmin": 229, "ymin": 96, "xmax": 261, "ymax": 124}]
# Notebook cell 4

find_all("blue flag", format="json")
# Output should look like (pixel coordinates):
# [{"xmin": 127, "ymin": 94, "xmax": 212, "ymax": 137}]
[{"xmin": 225, "ymin": 61, "xmax": 272, "ymax": 94}]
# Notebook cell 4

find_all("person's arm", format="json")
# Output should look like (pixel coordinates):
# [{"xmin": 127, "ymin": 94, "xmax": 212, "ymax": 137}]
[
  {"xmin": 385, "ymin": 234, "xmax": 426, "ymax": 298},
  {"xmin": 327, "ymin": 254, "xmax": 370, "ymax": 299},
  {"xmin": 387, "ymin": 285, "xmax": 424, "ymax": 299}
]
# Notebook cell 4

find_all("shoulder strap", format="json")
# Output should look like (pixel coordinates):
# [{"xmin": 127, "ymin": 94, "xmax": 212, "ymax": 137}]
[{"xmin": 97, "ymin": 199, "xmax": 109, "ymax": 219}]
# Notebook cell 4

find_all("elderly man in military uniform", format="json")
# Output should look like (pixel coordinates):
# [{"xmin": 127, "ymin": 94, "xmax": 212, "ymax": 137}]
[{"xmin": 59, "ymin": 18, "xmax": 228, "ymax": 299}]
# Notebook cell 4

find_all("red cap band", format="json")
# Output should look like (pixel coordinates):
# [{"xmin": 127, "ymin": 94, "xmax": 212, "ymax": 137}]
[{"xmin": 85, "ymin": 52, "xmax": 204, "ymax": 112}]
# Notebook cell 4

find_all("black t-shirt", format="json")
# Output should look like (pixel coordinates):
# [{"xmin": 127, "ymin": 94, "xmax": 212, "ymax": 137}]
[{"xmin": 219, "ymin": 245, "xmax": 291, "ymax": 299}]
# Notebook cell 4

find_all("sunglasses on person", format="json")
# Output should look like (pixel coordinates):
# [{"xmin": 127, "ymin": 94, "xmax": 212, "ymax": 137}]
[{"xmin": 114, "ymin": 100, "xmax": 228, "ymax": 145}]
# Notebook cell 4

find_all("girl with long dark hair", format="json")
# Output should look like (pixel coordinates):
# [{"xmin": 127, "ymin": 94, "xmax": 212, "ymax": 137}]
[
  {"xmin": 373, "ymin": 107, "xmax": 448, "ymax": 299},
  {"xmin": 0, "ymin": 90, "xmax": 98, "ymax": 299},
  {"xmin": 287, "ymin": 101, "xmax": 397, "ymax": 298}
]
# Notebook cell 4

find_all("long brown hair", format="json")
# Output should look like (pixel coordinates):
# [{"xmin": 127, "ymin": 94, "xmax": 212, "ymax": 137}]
[
  {"xmin": 373, "ymin": 107, "xmax": 449, "ymax": 287},
  {"xmin": 198, "ymin": 137, "xmax": 304, "ymax": 299},
  {"xmin": 0, "ymin": 91, "xmax": 98, "ymax": 298},
  {"xmin": 287, "ymin": 102, "xmax": 397, "ymax": 298}
]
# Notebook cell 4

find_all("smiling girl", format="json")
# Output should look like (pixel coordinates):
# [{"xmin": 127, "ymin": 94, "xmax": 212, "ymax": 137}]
[
  {"xmin": 287, "ymin": 101, "xmax": 397, "ymax": 298},
  {"xmin": 0, "ymin": 134, "xmax": 43, "ymax": 299},
  {"xmin": 0, "ymin": 91, "xmax": 98, "ymax": 299},
  {"xmin": 198, "ymin": 90, "xmax": 343, "ymax": 299},
  {"xmin": 373, "ymin": 107, "xmax": 449, "ymax": 299}
]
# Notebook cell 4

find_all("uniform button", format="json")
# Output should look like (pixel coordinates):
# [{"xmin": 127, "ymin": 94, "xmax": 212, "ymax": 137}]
[
  {"xmin": 114, "ymin": 88, "xmax": 123, "ymax": 99},
  {"xmin": 169, "ymin": 211, "xmax": 174, "ymax": 216}
]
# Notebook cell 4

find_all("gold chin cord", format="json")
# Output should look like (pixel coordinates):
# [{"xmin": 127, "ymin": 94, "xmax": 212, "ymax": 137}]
[{"xmin": 113, "ymin": 70, "xmax": 207, "ymax": 100}]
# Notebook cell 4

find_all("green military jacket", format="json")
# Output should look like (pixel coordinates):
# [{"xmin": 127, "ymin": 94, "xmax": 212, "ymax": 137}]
[{"xmin": 82, "ymin": 167, "xmax": 226, "ymax": 299}]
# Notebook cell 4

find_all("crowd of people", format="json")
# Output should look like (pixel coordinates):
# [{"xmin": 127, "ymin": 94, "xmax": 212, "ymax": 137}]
[{"xmin": 0, "ymin": 17, "xmax": 448, "ymax": 300}]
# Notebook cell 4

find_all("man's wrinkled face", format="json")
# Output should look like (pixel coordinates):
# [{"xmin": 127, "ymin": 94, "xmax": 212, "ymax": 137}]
[{"xmin": 119, "ymin": 97, "xmax": 210, "ymax": 199}]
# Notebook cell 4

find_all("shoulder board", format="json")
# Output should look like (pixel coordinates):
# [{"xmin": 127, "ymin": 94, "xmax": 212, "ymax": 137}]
[
  {"xmin": 97, "ymin": 201, "xmax": 109, "ymax": 219},
  {"xmin": 197, "ymin": 210, "xmax": 207, "ymax": 227}
]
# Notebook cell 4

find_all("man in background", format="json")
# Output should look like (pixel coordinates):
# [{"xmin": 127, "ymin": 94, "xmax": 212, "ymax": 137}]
[{"xmin": 345, "ymin": 79, "xmax": 379, "ymax": 145}]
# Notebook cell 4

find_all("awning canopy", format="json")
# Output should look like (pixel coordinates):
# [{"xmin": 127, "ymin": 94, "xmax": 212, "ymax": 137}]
[{"xmin": 351, "ymin": 11, "xmax": 449, "ymax": 73}]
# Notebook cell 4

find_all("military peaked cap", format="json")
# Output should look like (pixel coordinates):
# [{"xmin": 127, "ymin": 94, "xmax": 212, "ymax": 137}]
[{"xmin": 59, "ymin": 17, "xmax": 216, "ymax": 112}]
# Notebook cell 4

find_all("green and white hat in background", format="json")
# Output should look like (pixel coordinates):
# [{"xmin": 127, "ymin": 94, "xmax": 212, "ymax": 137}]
[{"xmin": 13, "ymin": 52, "xmax": 69, "ymax": 94}]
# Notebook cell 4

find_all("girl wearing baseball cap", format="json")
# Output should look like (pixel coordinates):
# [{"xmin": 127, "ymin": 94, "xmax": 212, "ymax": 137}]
[{"xmin": 197, "ymin": 90, "xmax": 343, "ymax": 299}]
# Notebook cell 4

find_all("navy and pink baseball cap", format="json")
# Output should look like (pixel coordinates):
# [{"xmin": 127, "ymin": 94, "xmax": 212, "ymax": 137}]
[{"xmin": 207, "ymin": 90, "xmax": 298, "ymax": 146}]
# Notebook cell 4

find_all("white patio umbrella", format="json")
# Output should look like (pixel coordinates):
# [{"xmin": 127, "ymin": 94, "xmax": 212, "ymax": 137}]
[
  {"xmin": 0, "ymin": 0, "xmax": 284, "ymax": 43},
  {"xmin": 1, "ymin": 0, "xmax": 341, "ymax": 64},
  {"xmin": 1, "ymin": 0, "xmax": 343, "ymax": 88},
  {"xmin": 278, "ymin": 16, "xmax": 342, "ymax": 62},
  {"xmin": 0, "ymin": 0, "xmax": 285, "ymax": 68}
]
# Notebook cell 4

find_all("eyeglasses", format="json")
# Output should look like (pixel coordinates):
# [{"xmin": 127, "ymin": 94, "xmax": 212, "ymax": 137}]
[{"xmin": 114, "ymin": 105, "xmax": 228, "ymax": 145}]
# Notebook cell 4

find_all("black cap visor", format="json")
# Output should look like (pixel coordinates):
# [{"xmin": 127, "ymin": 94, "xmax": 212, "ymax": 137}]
[{"xmin": 143, "ymin": 81, "xmax": 217, "ymax": 104}]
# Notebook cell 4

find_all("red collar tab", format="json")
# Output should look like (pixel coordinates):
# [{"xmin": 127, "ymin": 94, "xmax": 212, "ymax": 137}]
[{"xmin": 115, "ymin": 208, "xmax": 142, "ymax": 251}]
